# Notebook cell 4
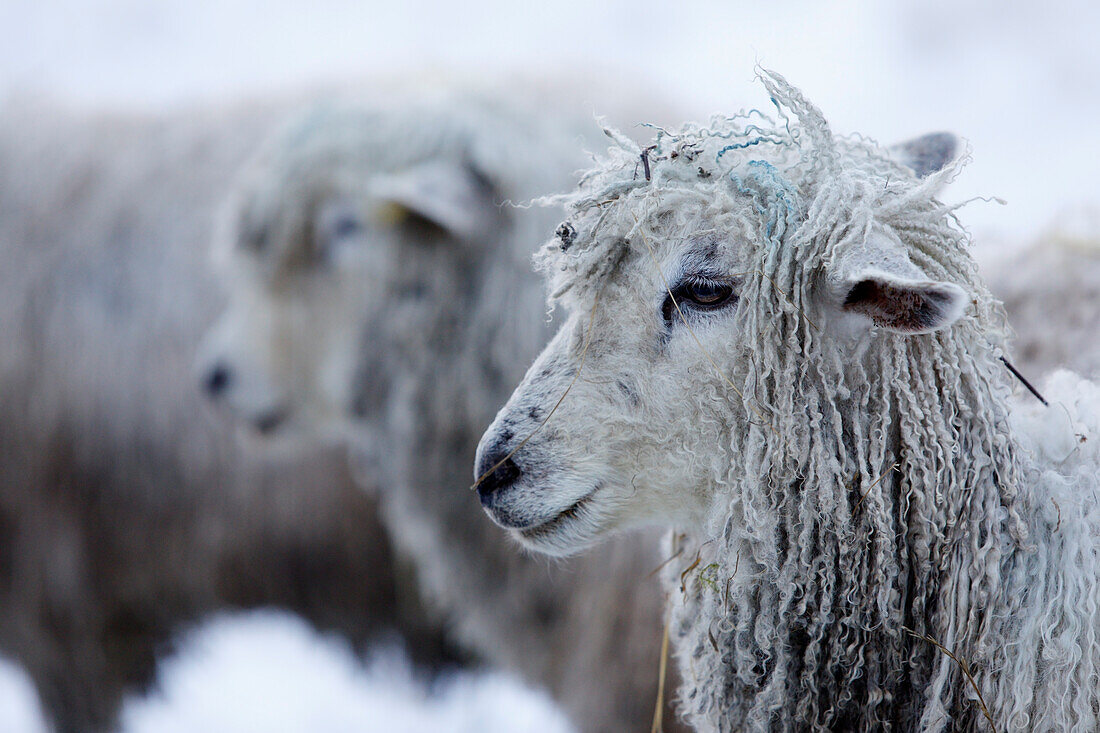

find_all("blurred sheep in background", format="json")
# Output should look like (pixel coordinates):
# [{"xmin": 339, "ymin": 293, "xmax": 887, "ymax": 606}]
[
  {"xmin": 196, "ymin": 84, "xmax": 688, "ymax": 733},
  {"xmin": 0, "ymin": 98, "xmax": 456, "ymax": 733},
  {"xmin": 984, "ymin": 226, "xmax": 1100, "ymax": 380}
]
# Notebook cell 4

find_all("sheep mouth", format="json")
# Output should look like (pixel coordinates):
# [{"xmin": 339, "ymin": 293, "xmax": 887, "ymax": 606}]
[{"xmin": 514, "ymin": 489, "xmax": 598, "ymax": 542}]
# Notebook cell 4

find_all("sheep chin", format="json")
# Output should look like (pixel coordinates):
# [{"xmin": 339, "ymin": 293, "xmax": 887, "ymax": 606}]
[{"xmin": 507, "ymin": 491, "xmax": 606, "ymax": 558}]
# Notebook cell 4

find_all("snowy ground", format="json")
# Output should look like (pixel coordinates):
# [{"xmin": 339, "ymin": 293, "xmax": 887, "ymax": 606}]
[
  {"xmin": 0, "ymin": 659, "xmax": 48, "ymax": 733},
  {"xmin": 1, "ymin": 611, "xmax": 576, "ymax": 733}
]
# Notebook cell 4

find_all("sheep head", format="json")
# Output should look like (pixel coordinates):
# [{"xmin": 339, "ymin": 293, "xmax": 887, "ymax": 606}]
[
  {"xmin": 475, "ymin": 71, "xmax": 977, "ymax": 557},
  {"xmin": 196, "ymin": 104, "xmax": 504, "ymax": 441}
]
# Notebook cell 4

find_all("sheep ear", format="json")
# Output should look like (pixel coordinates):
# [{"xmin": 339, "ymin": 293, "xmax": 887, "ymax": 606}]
[
  {"xmin": 829, "ymin": 228, "xmax": 967, "ymax": 335},
  {"xmin": 371, "ymin": 159, "xmax": 497, "ymax": 241},
  {"xmin": 888, "ymin": 132, "xmax": 959, "ymax": 179},
  {"xmin": 841, "ymin": 271, "xmax": 967, "ymax": 334}
]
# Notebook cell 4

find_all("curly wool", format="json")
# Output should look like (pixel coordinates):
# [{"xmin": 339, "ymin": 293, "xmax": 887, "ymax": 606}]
[{"xmin": 539, "ymin": 71, "xmax": 1100, "ymax": 731}]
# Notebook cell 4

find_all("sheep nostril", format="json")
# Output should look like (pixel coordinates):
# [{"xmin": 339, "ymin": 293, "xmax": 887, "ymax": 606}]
[
  {"xmin": 203, "ymin": 363, "xmax": 232, "ymax": 397},
  {"xmin": 475, "ymin": 444, "xmax": 523, "ymax": 504}
]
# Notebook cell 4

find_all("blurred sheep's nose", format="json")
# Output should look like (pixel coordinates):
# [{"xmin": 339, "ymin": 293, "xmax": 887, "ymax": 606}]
[
  {"xmin": 202, "ymin": 362, "xmax": 233, "ymax": 398},
  {"xmin": 474, "ymin": 437, "xmax": 522, "ymax": 504}
]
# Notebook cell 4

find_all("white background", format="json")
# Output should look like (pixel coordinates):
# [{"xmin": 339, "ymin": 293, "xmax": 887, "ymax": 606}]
[{"xmin": 2, "ymin": 0, "xmax": 1099, "ymax": 241}]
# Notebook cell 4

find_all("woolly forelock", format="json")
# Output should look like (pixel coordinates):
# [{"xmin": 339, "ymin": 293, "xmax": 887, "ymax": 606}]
[{"xmin": 537, "ymin": 71, "xmax": 1098, "ymax": 731}]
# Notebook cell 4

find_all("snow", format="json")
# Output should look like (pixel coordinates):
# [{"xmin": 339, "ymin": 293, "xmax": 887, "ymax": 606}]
[
  {"xmin": 0, "ymin": 612, "xmax": 575, "ymax": 733},
  {"xmin": 0, "ymin": 658, "xmax": 48, "ymax": 733},
  {"xmin": 118, "ymin": 610, "xmax": 575, "ymax": 733},
  {"xmin": 1, "ymin": 0, "xmax": 1098, "ymax": 243}
]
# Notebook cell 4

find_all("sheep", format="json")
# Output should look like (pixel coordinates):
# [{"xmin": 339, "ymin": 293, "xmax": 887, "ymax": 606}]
[
  {"xmin": 197, "ymin": 90, "xmax": 688, "ymax": 733},
  {"xmin": 0, "ymin": 99, "xmax": 454, "ymax": 733},
  {"xmin": 475, "ymin": 70, "xmax": 1100, "ymax": 732}
]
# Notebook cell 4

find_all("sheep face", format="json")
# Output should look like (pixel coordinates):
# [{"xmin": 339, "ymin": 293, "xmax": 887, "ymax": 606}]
[
  {"xmin": 475, "ymin": 198, "xmax": 767, "ymax": 555},
  {"xmin": 476, "ymin": 127, "xmax": 966, "ymax": 557},
  {"xmin": 197, "ymin": 109, "xmax": 500, "ymax": 442},
  {"xmin": 195, "ymin": 184, "xmax": 384, "ymax": 440}
]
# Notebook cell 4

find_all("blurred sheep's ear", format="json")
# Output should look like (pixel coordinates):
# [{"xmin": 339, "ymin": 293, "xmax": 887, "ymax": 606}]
[
  {"xmin": 888, "ymin": 132, "xmax": 959, "ymax": 179},
  {"xmin": 371, "ymin": 159, "xmax": 498, "ymax": 242},
  {"xmin": 827, "ymin": 227, "xmax": 967, "ymax": 335}
]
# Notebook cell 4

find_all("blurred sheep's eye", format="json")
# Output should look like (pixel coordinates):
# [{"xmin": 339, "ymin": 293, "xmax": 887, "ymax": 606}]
[
  {"xmin": 332, "ymin": 215, "xmax": 362, "ymax": 238},
  {"xmin": 662, "ymin": 277, "xmax": 738, "ymax": 326}
]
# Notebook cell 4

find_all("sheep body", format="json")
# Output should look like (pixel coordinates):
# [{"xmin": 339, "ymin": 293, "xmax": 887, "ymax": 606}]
[{"xmin": 477, "ymin": 71, "xmax": 1100, "ymax": 731}]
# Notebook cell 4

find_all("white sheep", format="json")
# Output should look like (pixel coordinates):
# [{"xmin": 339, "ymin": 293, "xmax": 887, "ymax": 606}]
[
  {"xmin": 198, "ymin": 89, "xmax": 687, "ymax": 732},
  {"xmin": 0, "ymin": 98, "xmax": 452, "ymax": 733},
  {"xmin": 476, "ymin": 71, "xmax": 1100, "ymax": 732}
]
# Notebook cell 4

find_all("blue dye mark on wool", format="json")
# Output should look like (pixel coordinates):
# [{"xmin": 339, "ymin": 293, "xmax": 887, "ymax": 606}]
[
  {"xmin": 715, "ymin": 137, "xmax": 772, "ymax": 157},
  {"xmin": 715, "ymin": 129, "xmax": 788, "ymax": 161},
  {"xmin": 637, "ymin": 122, "xmax": 670, "ymax": 150},
  {"xmin": 729, "ymin": 160, "xmax": 799, "ymax": 244},
  {"xmin": 691, "ymin": 113, "xmax": 775, "ymax": 144}
]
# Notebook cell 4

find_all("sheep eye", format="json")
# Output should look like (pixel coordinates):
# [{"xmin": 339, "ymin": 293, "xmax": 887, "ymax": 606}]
[
  {"xmin": 662, "ymin": 277, "xmax": 738, "ymax": 326},
  {"xmin": 681, "ymin": 280, "xmax": 734, "ymax": 307}
]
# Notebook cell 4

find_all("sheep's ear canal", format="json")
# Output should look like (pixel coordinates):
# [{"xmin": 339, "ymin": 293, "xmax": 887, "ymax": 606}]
[
  {"xmin": 372, "ymin": 159, "xmax": 498, "ymax": 242},
  {"xmin": 829, "ymin": 228, "xmax": 968, "ymax": 335},
  {"xmin": 842, "ymin": 271, "xmax": 967, "ymax": 334},
  {"xmin": 888, "ymin": 132, "xmax": 959, "ymax": 178}
]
